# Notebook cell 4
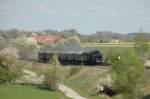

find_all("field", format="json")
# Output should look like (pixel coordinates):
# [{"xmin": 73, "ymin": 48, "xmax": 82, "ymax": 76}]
[
  {"xmin": 0, "ymin": 85, "xmax": 69, "ymax": 99},
  {"xmin": 82, "ymin": 43, "xmax": 135, "ymax": 47},
  {"xmin": 82, "ymin": 43, "xmax": 150, "ymax": 60},
  {"xmin": 82, "ymin": 43, "xmax": 150, "ymax": 47}
]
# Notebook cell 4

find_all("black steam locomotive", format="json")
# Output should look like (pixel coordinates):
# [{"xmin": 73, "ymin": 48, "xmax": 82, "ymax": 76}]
[{"xmin": 38, "ymin": 45, "xmax": 103, "ymax": 65}]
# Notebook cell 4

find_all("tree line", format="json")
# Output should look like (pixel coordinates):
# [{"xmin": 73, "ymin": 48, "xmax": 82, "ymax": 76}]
[{"xmin": 1, "ymin": 28, "xmax": 150, "ymax": 43}]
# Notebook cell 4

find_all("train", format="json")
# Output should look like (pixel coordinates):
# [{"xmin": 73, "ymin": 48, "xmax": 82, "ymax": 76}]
[{"xmin": 38, "ymin": 45, "xmax": 103, "ymax": 65}]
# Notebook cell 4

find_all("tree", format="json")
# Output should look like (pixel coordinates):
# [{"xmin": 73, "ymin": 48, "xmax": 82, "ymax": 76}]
[
  {"xmin": 0, "ymin": 36, "xmax": 8, "ymax": 50},
  {"xmin": 65, "ymin": 36, "xmax": 80, "ymax": 45},
  {"xmin": 43, "ymin": 29, "xmax": 59, "ymax": 35},
  {"xmin": 59, "ymin": 29, "xmax": 79, "ymax": 38},
  {"xmin": 54, "ymin": 39, "xmax": 66, "ymax": 49},
  {"xmin": 110, "ymin": 50, "xmax": 145, "ymax": 99},
  {"xmin": 87, "ymin": 35, "xmax": 97, "ymax": 43},
  {"xmin": 104, "ymin": 48, "xmax": 119, "ymax": 64},
  {"xmin": 134, "ymin": 32, "xmax": 149, "ymax": 58},
  {"xmin": 40, "ymin": 42, "xmax": 55, "ymax": 50},
  {"xmin": 43, "ymin": 54, "xmax": 62, "ymax": 90},
  {"xmin": 0, "ymin": 47, "xmax": 21, "ymax": 84},
  {"xmin": 12, "ymin": 37, "xmax": 38, "ymax": 60},
  {"xmin": 0, "ymin": 47, "xmax": 18, "ymax": 69},
  {"xmin": 49, "ymin": 54, "xmax": 60, "ymax": 66},
  {"xmin": 4, "ymin": 29, "xmax": 25, "ymax": 39}
]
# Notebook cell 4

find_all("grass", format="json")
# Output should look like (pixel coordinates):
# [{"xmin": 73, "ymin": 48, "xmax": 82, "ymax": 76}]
[
  {"xmin": 82, "ymin": 43, "xmax": 150, "ymax": 47},
  {"xmin": 83, "ymin": 43, "xmax": 150, "ymax": 60},
  {"xmin": 82, "ymin": 43, "xmax": 135, "ymax": 47},
  {"xmin": 64, "ymin": 66, "xmax": 150, "ymax": 99},
  {"xmin": 0, "ymin": 85, "xmax": 69, "ymax": 99},
  {"xmin": 97, "ymin": 47, "xmax": 133, "ymax": 56},
  {"xmin": 64, "ymin": 67, "xmax": 108, "ymax": 99}
]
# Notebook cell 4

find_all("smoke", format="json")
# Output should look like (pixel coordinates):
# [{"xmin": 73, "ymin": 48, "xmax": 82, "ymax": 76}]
[{"xmin": 42, "ymin": 43, "xmax": 97, "ymax": 54}]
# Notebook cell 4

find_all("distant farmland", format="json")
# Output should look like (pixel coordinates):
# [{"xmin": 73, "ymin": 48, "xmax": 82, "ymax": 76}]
[
  {"xmin": 82, "ymin": 43, "xmax": 134, "ymax": 47},
  {"xmin": 82, "ymin": 43, "xmax": 150, "ymax": 57},
  {"xmin": 82, "ymin": 43, "xmax": 150, "ymax": 47}
]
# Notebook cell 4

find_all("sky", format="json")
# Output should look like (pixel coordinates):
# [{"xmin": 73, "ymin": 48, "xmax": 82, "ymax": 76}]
[{"xmin": 0, "ymin": 0, "xmax": 150, "ymax": 34}]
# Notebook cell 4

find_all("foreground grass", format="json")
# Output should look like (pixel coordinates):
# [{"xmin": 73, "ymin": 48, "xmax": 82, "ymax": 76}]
[{"xmin": 0, "ymin": 85, "xmax": 69, "ymax": 99}]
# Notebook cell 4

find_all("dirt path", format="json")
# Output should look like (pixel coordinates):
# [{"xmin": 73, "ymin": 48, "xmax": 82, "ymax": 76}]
[
  {"xmin": 58, "ymin": 84, "xmax": 89, "ymax": 99},
  {"xmin": 22, "ymin": 69, "xmax": 88, "ymax": 99}
]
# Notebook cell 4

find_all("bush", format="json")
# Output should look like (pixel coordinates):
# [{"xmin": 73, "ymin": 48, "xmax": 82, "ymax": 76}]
[
  {"xmin": 0, "ymin": 47, "xmax": 21, "ymax": 84},
  {"xmin": 43, "ymin": 54, "xmax": 62, "ymax": 90},
  {"xmin": 12, "ymin": 37, "xmax": 38, "ymax": 60},
  {"xmin": 0, "ymin": 47, "xmax": 18, "ymax": 69},
  {"xmin": 134, "ymin": 32, "xmax": 149, "ymax": 58},
  {"xmin": 94, "ymin": 73, "xmax": 112, "ymax": 94},
  {"xmin": 49, "ymin": 54, "xmax": 60, "ymax": 66},
  {"xmin": 43, "ymin": 66, "xmax": 62, "ymax": 90},
  {"xmin": 104, "ymin": 48, "xmax": 119, "ymax": 64},
  {"xmin": 110, "ymin": 50, "xmax": 145, "ymax": 99},
  {"xmin": 40, "ymin": 42, "xmax": 55, "ymax": 50},
  {"xmin": 65, "ymin": 36, "xmax": 81, "ymax": 45},
  {"xmin": 0, "ymin": 67, "xmax": 21, "ymax": 84}
]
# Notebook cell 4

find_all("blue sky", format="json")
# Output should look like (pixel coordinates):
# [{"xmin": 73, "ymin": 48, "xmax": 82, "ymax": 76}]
[{"xmin": 0, "ymin": 0, "xmax": 150, "ymax": 34}]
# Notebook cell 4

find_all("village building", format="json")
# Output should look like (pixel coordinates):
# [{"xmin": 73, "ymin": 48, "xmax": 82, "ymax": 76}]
[{"xmin": 33, "ymin": 35, "xmax": 62, "ymax": 43}]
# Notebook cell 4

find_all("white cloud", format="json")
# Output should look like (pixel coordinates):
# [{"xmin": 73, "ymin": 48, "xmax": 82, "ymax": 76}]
[
  {"xmin": 0, "ymin": 2, "xmax": 8, "ymax": 9},
  {"xmin": 0, "ymin": 2, "xmax": 9, "ymax": 17},
  {"xmin": 39, "ymin": 4, "xmax": 47, "ymax": 9},
  {"xmin": 38, "ymin": 4, "xmax": 55, "ymax": 14}
]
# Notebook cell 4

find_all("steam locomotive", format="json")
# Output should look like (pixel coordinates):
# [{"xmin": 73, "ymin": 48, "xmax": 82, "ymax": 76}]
[{"xmin": 38, "ymin": 45, "xmax": 103, "ymax": 65}]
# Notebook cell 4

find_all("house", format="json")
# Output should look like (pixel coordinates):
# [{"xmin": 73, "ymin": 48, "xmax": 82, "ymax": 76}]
[
  {"xmin": 33, "ymin": 35, "xmax": 62, "ymax": 43},
  {"xmin": 111, "ymin": 39, "xmax": 120, "ymax": 43}
]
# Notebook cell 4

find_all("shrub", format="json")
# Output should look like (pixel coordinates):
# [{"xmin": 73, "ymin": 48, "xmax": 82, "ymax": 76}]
[
  {"xmin": 0, "ymin": 47, "xmax": 18, "ymax": 69},
  {"xmin": 49, "ymin": 54, "xmax": 60, "ymax": 66},
  {"xmin": 55, "ymin": 39, "xmax": 66, "ymax": 49},
  {"xmin": 110, "ymin": 50, "xmax": 145, "ymax": 99},
  {"xmin": 43, "ymin": 54, "xmax": 62, "ymax": 90},
  {"xmin": 43, "ymin": 66, "xmax": 62, "ymax": 90},
  {"xmin": 0, "ymin": 47, "xmax": 21, "ymax": 84},
  {"xmin": 94, "ymin": 73, "xmax": 112, "ymax": 93},
  {"xmin": 65, "ymin": 36, "xmax": 81, "ymax": 45},
  {"xmin": 0, "ymin": 67, "xmax": 21, "ymax": 84},
  {"xmin": 40, "ymin": 42, "xmax": 55, "ymax": 50},
  {"xmin": 134, "ymin": 32, "xmax": 149, "ymax": 58},
  {"xmin": 12, "ymin": 37, "xmax": 38, "ymax": 60},
  {"xmin": 104, "ymin": 48, "xmax": 119, "ymax": 64}
]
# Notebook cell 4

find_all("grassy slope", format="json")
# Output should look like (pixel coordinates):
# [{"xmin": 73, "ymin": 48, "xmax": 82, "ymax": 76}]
[
  {"xmin": 65, "ymin": 67, "xmax": 150, "ymax": 99},
  {"xmin": 0, "ymin": 85, "xmax": 69, "ymax": 99},
  {"xmin": 64, "ymin": 67, "xmax": 107, "ymax": 99}
]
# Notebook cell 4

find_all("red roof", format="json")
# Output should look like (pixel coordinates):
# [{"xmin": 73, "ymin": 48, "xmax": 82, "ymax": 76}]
[{"xmin": 34, "ymin": 35, "xmax": 62, "ymax": 43}]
